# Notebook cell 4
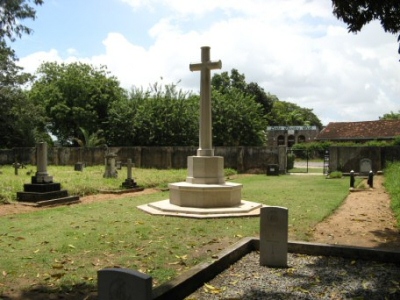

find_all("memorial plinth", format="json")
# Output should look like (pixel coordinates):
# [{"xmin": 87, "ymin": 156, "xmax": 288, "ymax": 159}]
[
  {"xmin": 138, "ymin": 46, "xmax": 263, "ymax": 218},
  {"xmin": 16, "ymin": 142, "xmax": 80, "ymax": 207}
]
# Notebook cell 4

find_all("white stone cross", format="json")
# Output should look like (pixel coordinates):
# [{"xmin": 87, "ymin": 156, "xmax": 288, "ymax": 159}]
[{"xmin": 190, "ymin": 46, "xmax": 222, "ymax": 157}]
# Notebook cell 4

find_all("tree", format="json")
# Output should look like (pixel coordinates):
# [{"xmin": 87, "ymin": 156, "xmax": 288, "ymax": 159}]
[
  {"xmin": 29, "ymin": 62, "xmax": 127, "ymax": 146},
  {"xmin": 212, "ymin": 69, "xmax": 274, "ymax": 116},
  {"xmin": 0, "ymin": 0, "xmax": 43, "ymax": 85},
  {"xmin": 0, "ymin": 87, "xmax": 48, "ymax": 148},
  {"xmin": 379, "ymin": 110, "xmax": 400, "ymax": 120},
  {"xmin": 72, "ymin": 127, "xmax": 105, "ymax": 147},
  {"xmin": 212, "ymin": 89, "xmax": 267, "ymax": 146},
  {"xmin": 106, "ymin": 82, "xmax": 199, "ymax": 146},
  {"xmin": 266, "ymin": 100, "xmax": 323, "ymax": 129},
  {"xmin": 331, "ymin": 0, "xmax": 400, "ymax": 55},
  {"xmin": 0, "ymin": 0, "xmax": 45, "ymax": 147}
]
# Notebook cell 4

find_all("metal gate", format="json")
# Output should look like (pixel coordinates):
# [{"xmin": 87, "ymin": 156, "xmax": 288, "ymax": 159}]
[{"xmin": 286, "ymin": 149, "xmax": 325, "ymax": 174}]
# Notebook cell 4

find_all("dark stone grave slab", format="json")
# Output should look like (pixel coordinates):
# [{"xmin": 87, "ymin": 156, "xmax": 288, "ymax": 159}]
[{"xmin": 98, "ymin": 268, "xmax": 152, "ymax": 300}]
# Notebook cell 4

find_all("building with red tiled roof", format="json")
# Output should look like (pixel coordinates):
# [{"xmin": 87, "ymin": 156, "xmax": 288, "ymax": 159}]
[{"xmin": 316, "ymin": 120, "xmax": 400, "ymax": 143}]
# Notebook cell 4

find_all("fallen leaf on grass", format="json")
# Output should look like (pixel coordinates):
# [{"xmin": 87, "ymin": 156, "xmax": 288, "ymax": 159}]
[
  {"xmin": 52, "ymin": 264, "xmax": 64, "ymax": 270},
  {"xmin": 51, "ymin": 272, "xmax": 65, "ymax": 279}
]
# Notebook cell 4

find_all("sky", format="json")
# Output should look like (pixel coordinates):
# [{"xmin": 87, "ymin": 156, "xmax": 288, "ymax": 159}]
[{"xmin": 13, "ymin": 0, "xmax": 400, "ymax": 125}]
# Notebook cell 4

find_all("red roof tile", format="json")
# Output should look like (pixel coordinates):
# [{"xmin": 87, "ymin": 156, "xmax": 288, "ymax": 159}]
[{"xmin": 316, "ymin": 120, "xmax": 400, "ymax": 141}]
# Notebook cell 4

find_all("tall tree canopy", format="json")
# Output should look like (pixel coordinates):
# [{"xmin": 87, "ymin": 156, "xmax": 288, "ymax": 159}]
[
  {"xmin": 0, "ymin": 0, "xmax": 43, "ymax": 85},
  {"xmin": 107, "ymin": 83, "xmax": 199, "ymax": 146},
  {"xmin": 212, "ymin": 69, "xmax": 274, "ymax": 115},
  {"xmin": 332, "ymin": 0, "xmax": 400, "ymax": 55},
  {"xmin": 212, "ymin": 89, "xmax": 267, "ymax": 146},
  {"xmin": 0, "ymin": 0, "xmax": 45, "ymax": 148},
  {"xmin": 29, "ymin": 62, "xmax": 126, "ymax": 146},
  {"xmin": 266, "ymin": 100, "xmax": 323, "ymax": 129}
]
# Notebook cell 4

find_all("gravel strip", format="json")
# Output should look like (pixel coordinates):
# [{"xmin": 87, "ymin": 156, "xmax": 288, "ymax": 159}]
[{"xmin": 186, "ymin": 251, "xmax": 400, "ymax": 299}]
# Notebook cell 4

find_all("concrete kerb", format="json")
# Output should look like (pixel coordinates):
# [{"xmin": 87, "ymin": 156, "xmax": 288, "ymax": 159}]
[{"xmin": 151, "ymin": 238, "xmax": 400, "ymax": 300}]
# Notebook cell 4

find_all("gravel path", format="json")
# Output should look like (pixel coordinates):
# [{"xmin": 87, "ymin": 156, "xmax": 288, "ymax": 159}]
[
  {"xmin": 186, "ymin": 251, "xmax": 400, "ymax": 299},
  {"xmin": 186, "ymin": 175, "xmax": 400, "ymax": 300}
]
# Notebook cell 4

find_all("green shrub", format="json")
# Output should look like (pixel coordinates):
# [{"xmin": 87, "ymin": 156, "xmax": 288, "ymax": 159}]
[
  {"xmin": 328, "ymin": 171, "xmax": 342, "ymax": 179},
  {"xmin": 224, "ymin": 168, "xmax": 238, "ymax": 177},
  {"xmin": 287, "ymin": 153, "xmax": 295, "ymax": 170}
]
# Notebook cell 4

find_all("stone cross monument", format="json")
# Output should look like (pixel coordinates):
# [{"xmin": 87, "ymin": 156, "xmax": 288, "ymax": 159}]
[
  {"xmin": 189, "ymin": 46, "xmax": 222, "ymax": 157},
  {"xmin": 138, "ymin": 46, "xmax": 263, "ymax": 217},
  {"xmin": 168, "ymin": 46, "xmax": 242, "ymax": 208}
]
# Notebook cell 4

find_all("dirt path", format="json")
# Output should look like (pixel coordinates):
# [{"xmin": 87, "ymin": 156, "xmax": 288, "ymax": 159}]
[{"xmin": 311, "ymin": 175, "xmax": 400, "ymax": 250}]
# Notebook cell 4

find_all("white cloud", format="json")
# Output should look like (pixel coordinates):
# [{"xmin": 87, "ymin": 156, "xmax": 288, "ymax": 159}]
[{"xmin": 17, "ymin": 0, "xmax": 400, "ymax": 124}]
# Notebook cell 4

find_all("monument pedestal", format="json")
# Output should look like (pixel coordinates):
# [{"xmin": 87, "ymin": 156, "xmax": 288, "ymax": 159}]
[
  {"xmin": 169, "ymin": 182, "xmax": 242, "ymax": 208},
  {"xmin": 17, "ymin": 180, "xmax": 80, "ymax": 207},
  {"xmin": 16, "ymin": 142, "xmax": 80, "ymax": 207},
  {"xmin": 138, "ymin": 155, "xmax": 264, "ymax": 218},
  {"xmin": 169, "ymin": 155, "xmax": 241, "ymax": 208}
]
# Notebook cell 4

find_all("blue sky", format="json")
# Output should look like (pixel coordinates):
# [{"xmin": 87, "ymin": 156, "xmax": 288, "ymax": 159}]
[{"xmin": 13, "ymin": 0, "xmax": 400, "ymax": 125}]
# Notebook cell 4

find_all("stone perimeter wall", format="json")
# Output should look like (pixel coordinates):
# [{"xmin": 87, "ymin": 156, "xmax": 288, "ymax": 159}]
[
  {"xmin": 2, "ymin": 145, "xmax": 399, "ymax": 173},
  {"xmin": 0, "ymin": 146, "xmax": 284, "ymax": 173},
  {"xmin": 328, "ymin": 146, "xmax": 400, "ymax": 173}
]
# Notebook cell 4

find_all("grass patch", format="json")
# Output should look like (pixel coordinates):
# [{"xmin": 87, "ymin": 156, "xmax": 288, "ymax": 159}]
[
  {"xmin": 384, "ymin": 162, "xmax": 400, "ymax": 226},
  {"xmin": 0, "ymin": 167, "xmax": 350, "ymax": 296},
  {"xmin": 0, "ymin": 165, "xmax": 188, "ymax": 202}
]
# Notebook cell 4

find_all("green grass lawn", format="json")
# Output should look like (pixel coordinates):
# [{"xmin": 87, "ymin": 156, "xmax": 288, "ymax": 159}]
[{"xmin": 0, "ymin": 165, "xmax": 362, "ymax": 297}]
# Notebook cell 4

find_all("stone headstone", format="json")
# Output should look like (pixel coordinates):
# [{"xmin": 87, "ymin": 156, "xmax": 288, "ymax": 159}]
[
  {"xmin": 360, "ymin": 158, "xmax": 372, "ymax": 174},
  {"xmin": 74, "ymin": 162, "xmax": 84, "ymax": 171},
  {"xmin": 104, "ymin": 152, "xmax": 118, "ymax": 178},
  {"xmin": 260, "ymin": 206, "xmax": 288, "ymax": 267},
  {"xmin": 98, "ymin": 268, "xmax": 152, "ymax": 300}
]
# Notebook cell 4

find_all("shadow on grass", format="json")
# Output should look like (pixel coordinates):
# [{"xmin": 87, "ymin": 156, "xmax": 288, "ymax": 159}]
[{"xmin": 1, "ymin": 282, "xmax": 97, "ymax": 300}]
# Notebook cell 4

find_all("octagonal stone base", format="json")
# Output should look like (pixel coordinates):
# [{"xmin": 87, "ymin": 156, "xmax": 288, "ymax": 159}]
[{"xmin": 169, "ymin": 181, "xmax": 242, "ymax": 208}]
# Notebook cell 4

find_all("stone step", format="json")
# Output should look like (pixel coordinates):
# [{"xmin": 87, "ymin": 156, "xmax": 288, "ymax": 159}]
[
  {"xmin": 17, "ymin": 190, "xmax": 69, "ymax": 202},
  {"xmin": 23, "ymin": 182, "xmax": 62, "ymax": 193}
]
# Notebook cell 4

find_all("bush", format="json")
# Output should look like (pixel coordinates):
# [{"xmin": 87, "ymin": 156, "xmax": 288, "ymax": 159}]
[
  {"xmin": 328, "ymin": 171, "xmax": 343, "ymax": 179},
  {"xmin": 224, "ymin": 168, "xmax": 238, "ymax": 177},
  {"xmin": 287, "ymin": 153, "xmax": 295, "ymax": 170}
]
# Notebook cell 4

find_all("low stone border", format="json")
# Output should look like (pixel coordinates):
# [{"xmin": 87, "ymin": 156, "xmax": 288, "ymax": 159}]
[{"xmin": 152, "ymin": 238, "xmax": 400, "ymax": 300}]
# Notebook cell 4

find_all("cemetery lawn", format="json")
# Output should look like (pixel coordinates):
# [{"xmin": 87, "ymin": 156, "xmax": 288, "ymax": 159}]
[{"xmin": 0, "ymin": 169, "xmax": 351, "ymax": 298}]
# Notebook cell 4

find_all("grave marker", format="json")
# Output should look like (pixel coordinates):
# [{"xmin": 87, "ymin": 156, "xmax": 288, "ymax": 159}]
[
  {"xmin": 121, "ymin": 158, "xmax": 138, "ymax": 188},
  {"xmin": 260, "ymin": 206, "xmax": 288, "ymax": 267},
  {"xmin": 98, "ymin": 268, "xmax": 152, "ymax": 300},
  {"xmin": 360, "ymin": 158, "xmax": 372, "ymax": 175},
  {"xmin": 104, "ymin": 152, "xmax": 118, "ymax": 178}
]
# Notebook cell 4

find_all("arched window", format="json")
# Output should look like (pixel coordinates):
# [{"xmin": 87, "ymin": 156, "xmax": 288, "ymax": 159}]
[
  {"xmin": 298, "ymin": 135, "xmax": 306, "ymax": 143},
  {"xmin": 277, "ymin": 135, "xmax": 285, "ymax": 146}
]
